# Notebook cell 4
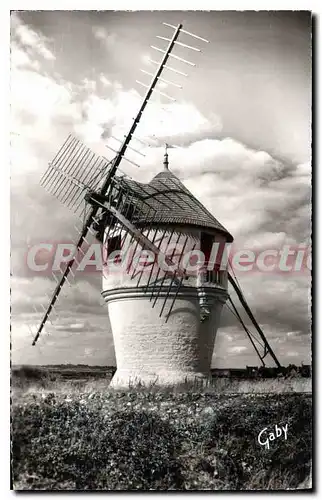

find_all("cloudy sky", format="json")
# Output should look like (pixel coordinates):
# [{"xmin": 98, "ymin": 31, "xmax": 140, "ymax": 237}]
[{"xmin": 10, "ymin": 10, "xmax": 311, "ymax": 368}]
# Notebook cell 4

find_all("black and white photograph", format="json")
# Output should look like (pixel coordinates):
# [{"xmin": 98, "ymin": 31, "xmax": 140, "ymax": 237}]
[{"xmin": 10, "ymin": 9, "xmax": 312, "ymax": 491}]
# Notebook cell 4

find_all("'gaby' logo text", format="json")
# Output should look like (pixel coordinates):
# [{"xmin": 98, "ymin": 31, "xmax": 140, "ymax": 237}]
[{"xmin": 257, "ymin": 424, "xmax": 288, "ymax": 450}]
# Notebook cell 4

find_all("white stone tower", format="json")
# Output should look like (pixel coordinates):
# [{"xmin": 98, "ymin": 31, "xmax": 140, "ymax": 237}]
[{"xmin": 102, "ymin": 151, "xmax": 233, "ymax": 388}]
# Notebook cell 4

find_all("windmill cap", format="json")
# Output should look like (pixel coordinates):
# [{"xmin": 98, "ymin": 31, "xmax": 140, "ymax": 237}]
[{"xmin": 121, "ymin": 168, "xmax": 234, "ymax": 242}]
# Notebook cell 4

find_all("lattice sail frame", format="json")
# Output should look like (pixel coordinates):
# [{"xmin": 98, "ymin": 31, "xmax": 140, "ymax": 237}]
[
  {"xmin": 85, "ymin": 176, "xmax": 195, "ymax": 316},
  {"xmin": 31, "ymin": 21, "xmax": 210, "ymax": 346},
  {"xmin": 29, "ymin": 21, "xmax": 281, "ymax": 369},
  {"xmin": 40, "ymin": 134, "xmax": 113, "ymax": 216}
]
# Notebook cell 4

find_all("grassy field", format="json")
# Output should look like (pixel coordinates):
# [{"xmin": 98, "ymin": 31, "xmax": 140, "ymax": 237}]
[
  {"xmin": 11, "ymin": 364, "xmax": 312, "ymax": 396},
  {"xmin": 11, "ymin": 373, "xmax": 312, "ymax": 491}
]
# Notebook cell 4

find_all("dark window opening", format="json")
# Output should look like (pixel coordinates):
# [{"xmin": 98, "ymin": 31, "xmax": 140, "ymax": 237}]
[
  {"xmin": 201, "ymin": 233, "xmax": 213, "ymax": 264},
  {"xmin": 106, "ymin": 235, "xmax": 122, "ymax": 259},
  {"xmin": 200, "ymin": 232, "xmax": 220, "ymax": 284},
  {"xmin": 201, "ymin": 232, "xmax": 213, "ymax": 278},
  {"xmin": 94, "ymin": 212, "xmax": 117, "ymax": 243}
]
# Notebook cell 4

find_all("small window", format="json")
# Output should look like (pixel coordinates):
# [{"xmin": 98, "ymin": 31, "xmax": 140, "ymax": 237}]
[
  {"xmin": 106, "ymin": 235, "xmax": 122, "ymax": 259},
  {"xmin": 201, "ymin": 232, "xmax": 220, "ymax": 284},
  {"xmin": 200, "ymin": 232, "xmax": 213, "ymax": 267}
]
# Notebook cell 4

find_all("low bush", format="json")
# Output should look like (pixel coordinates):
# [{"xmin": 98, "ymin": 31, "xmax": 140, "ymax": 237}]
[{"xmin": 11, "ymin": 392, "xmax": 312, "ymax": 491}]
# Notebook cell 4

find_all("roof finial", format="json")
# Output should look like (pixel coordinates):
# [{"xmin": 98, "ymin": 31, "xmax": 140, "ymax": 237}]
[{"xmin": 163, "ymin": 143, "xmax": 169, "ymax": 170}]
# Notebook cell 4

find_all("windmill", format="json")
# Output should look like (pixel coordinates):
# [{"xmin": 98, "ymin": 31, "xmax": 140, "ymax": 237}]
[{"xmin": 30, "ymin": 22, "xmax": 281, "ymax": 387}]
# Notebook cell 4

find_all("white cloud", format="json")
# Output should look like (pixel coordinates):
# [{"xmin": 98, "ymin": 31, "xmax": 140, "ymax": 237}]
[
  {"xmin": 99, "ymin": 74, "xmax": 112, "ymax": 87},
  {"xmin": 243, "ymin": 232, "xmax": 296, "ymax": 251},
  {"xmin": 287, "ymin": 331, "xmax": 302, "ymax": 338},
  {"xmin": 10, "ymin": 18, "xmax": 310, "ymax": 367},
  {"xmin": 70, "ymin": 323, "xmax": 85, "ymax": 330},
  {"xmin": 92, "ymin": 26, "xmax": 116, "ymax": 48},
  {"xmin": 286, "ymin": 351, "xmax": 300, "ymax": 358},
  {"xmin": 228, "ymin": 346, "xmax": 247, "ymax": 354},
  {"xmin": 293, "ymin": 162, "xmax": 311, "ymax": 185},
  {"xmin": 82, "ymin": 78, "xmax": 97, "ymax": 92},
  {"xmin": 11, "ymin": 69, "xmax": 75, "ymax": 124},
  {"xmin": 127, "ymin": 98, "xmax": 221, "ymax": 142},
  {"xmin": 76, "ymin": 88, "xmax": 222, "ymax": 156},
  {"xmin": 11, "ymin": 13, "xmax": 56, "ymax": 62},
  {"xmin": 82, "ymin": 93, "xmax": 114, "ymax": 125},
  {"xmin": 10, "ymin": 41, "xmax": 40, "ymax": 71}
]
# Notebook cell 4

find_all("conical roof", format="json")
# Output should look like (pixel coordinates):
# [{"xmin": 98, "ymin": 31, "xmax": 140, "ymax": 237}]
[{"xmin": 120, "ymin": 168, "xmax": 233, "ymax": 242}]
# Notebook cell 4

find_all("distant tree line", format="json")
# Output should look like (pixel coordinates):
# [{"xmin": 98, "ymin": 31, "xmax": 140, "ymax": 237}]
[
  {"xmin": 211, "ymin": 364, "xmax": 311, "ymax": 379},
  {"xmin": 11, "ymin": 364, "xmax": 311, "ymax": 382}
]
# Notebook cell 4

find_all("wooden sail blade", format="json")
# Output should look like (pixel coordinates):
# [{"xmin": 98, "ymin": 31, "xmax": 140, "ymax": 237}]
[
  {"xmin": 163, "ymin": 238, "xmax": 193, "ymax": 321},
  {"xmin": 41, "ymin": 136, "xmax": 112, "ymax": 214},
  {"xmin": 98, "ymin": 24, "xmax": 184, "ymax": 188},
  {"xmin": 162, "ymin": 22, "xmax": 210, "ymax": 43},
  {"xmin": 226, "ymin": 298, "xmax": 265, "ymax": 367},
  {"xmin": 34, "ymin": 21, "xmax": 212, "ymax": 346},
  {"xmin": 31, "ymin": 203, "xmax": 103, "ymax": 345},
  {"xmin": 39, "ymin": 22, "xmax": 201, "ymax": 222},
  {"xmin": 227, "ymin": 272, "xmax": 281, "ymax": 368},
  {"xmin": 87, "ymin": 192, "xmax": 184, "ymax": 285}
]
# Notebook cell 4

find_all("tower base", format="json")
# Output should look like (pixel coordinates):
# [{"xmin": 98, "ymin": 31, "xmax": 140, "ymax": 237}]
[{"xmin": 102, "ymin": 286, "xmax": 229, "ymax": 389}]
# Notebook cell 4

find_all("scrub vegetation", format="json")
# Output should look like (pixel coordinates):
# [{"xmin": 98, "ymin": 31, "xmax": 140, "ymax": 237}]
[{"xmin": 11, "ymin": 368, "xmax": 312, "ymax": 491}]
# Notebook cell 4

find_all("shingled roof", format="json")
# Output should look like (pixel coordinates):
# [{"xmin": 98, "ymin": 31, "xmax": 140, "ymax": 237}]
[{"xmin": 120, "ymin": 168, "xmax": 233, "ymax": 242}]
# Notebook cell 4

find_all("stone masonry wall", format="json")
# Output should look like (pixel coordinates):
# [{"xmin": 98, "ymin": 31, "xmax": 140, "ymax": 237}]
[
  {"xmin": 102, "ymin": 226, "xmax": 229, "ymax": 387},
  {"xmin": 103, "ymin": 287, "xmax": 227, "ymax": 387}
]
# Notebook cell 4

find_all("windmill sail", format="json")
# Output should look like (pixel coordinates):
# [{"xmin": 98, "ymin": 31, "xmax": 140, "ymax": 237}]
[
  {"xmin": 31, "ymin": 20, "xmax": 281, "ymax": 371},
  {"xmin": 227, "ymin": 273, "xmax": 281, "ymax": 368},
  {"xmin": 40, "ymin": 135, "xmax": 113, "ymax": 215},
  {"xmin": 32, "ymin": 22, "xmax": 209, "ymax": 345}
]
